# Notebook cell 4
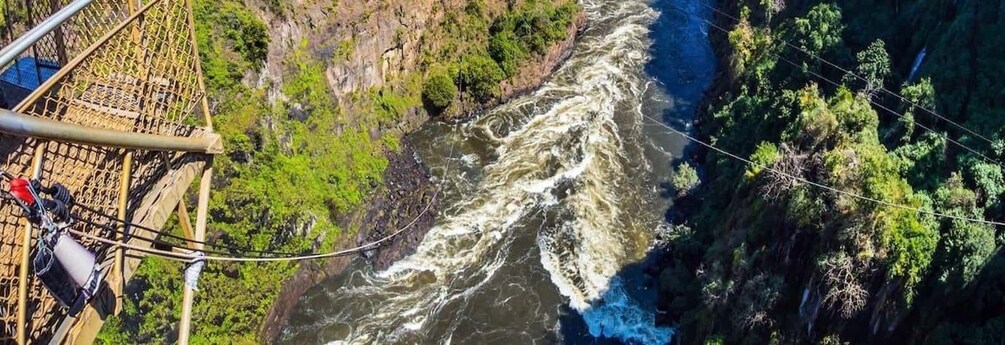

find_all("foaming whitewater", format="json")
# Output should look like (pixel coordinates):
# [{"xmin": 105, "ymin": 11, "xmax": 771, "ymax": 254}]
[
  {"xmin": 580, "ymin": 276, "xmax": 675, "ymax": 343},
  {"xmin": 279, "ymin": 0, "xmax": 715, "ymax": 343}
]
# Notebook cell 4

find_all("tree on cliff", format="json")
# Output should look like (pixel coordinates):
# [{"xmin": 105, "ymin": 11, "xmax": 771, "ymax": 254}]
[
  {"xmin": 791, "ymin": 3, "xmax": 843, "ymax": 57},
  {"xmin": 423, "ymin": 71, "xmax": 457, "ymax": 111},
  {"xmin": 461, "ymin": 54, "xmax": 505, "ymax": 102},
  {"xmin": 847, "ymin": 40, "xmax": 890, "ymax": 97},
  {"xmin": 672, "ymin": 162, "xmax": 700, "ymax": 197}
]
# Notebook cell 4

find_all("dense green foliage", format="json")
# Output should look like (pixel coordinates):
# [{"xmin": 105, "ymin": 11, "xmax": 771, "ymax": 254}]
[
  {"xmin": 422, "ymin": 70, "xmax": 457, "ymax": 109},
  {"xmin": 419, "ymin": 0, "xmax": 579, "ymax": 112},
  {"xmin": 195, "ymin": 1, "xmax": 270, "ymax": 91},
  {"xmin": 97, "ymin": 0, "xmax": 389, "ymax": 343},
  {"xmin": 791, "ymin": 3, "xmax": 842, "ymax": 57},
  {"xmin": 659, "ymin": 1, "xmax": 1005, "ymax": 344},
  {"xmin": 488, "ymin": 1, "xmax": 578, "ymax": 76},
  {"xmin": 672, "ymin": 162, "xmax": 700, "ymax": 196},
  {"xmin": 96, "ymin": 0, "xmax": 580, "ymax": 343},
  {"xmin": 461, "ymin": 54, "xmax": 506, "ymax": 102}
]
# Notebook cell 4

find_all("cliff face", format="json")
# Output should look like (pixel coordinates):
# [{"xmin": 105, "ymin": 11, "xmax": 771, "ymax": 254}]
[
  {"xmin": 254, "ymin": 0, "xmax": 440, "ymax": 96},
  {"xmin": 463, "ymin": 11, "xmax": 584, "ymax": 119},
  {"xmin": 96, "ymin": 0, "xmax": 582, "ymax": 342},
  {"xmin": 251, "ymin": 0, "xmax": 584, "ymax": 122},
  {"xmin": 245, "ymin": 0, "xmax": 584, "ymax": 342}
]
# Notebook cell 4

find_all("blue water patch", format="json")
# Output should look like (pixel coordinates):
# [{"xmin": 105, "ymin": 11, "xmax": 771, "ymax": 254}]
[
  {"xmin": 559, "ymin": 254, "xmax": 676, "ymax": 345},
  {"xmin": 581, "ymin": 277, "xmax": 675, "ymax": 344},
  {"xmin": 645, "ymin": 0, "xmax": 717, "ymax": 125}
]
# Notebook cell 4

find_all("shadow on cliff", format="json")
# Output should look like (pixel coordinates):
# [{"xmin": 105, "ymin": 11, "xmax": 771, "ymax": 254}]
[{"xmin": 644, "ymin": 0, "xmax": 716, "ymax": 128}]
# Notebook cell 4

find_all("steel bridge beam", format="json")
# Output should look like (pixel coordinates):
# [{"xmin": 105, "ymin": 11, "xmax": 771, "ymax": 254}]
[
  {"xmin": 0, "ymin": 0, "xmax": 94, "ymax": 68},
  {"xmin": 0, "ymin": 109, "xmax": 222, "ymax": 154}
]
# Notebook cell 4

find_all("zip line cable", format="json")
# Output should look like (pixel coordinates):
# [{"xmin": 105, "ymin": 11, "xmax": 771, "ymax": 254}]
[
  {"xmin": 70, "ymin": 201, "xmax": 308, "ymax": 257},
  {"xmin": 673, "ymin": 6, "xmax": 1005, "ymax": 170},
  {"xmin": 20, "ymin": 119, "xmax": 1005, "ymax": 266},
  {"xmin": 698, "ymin": 2, "xmax": 996, "ymax": 146},
  {"xmin": 70, "ymin": 183, "xmax": 449, "ymax": 259},
  {"xmin": 7, "ymin": 6, "xmax": 999, "ymax": 264},
  {"xmin": 773, "ymin": 49, "xmax": 1002, "ymax": 166},
  {"xmin": 3, "ymin": 130, "xmax": 461, "ymax": 263},
  {"xmin": 65, "ymin": 212, "xmax": 303, "ymax": 258},
  {"xmin": 0, "ymin": 172, "xmax": 304, "ymax": 257},
  {"xmin": 639, "ymin": 114, "xmax": 1005, "ymax": 227}
]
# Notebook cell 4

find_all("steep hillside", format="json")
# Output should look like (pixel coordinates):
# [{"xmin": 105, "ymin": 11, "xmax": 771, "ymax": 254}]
[
  {"xmin": 96, "ymin": 0, "xmax": 581, "ymax": 343},
  {"xmin": 657, "ymin": 0, "xmax": 1005, "ymax": 344}
]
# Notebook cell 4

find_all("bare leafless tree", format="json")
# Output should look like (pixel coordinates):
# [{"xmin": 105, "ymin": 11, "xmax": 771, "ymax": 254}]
[
  {"xmin": 766, "ymin": 0, "xmax": 786, "ymax": 14},
  {"xmin": 760, "ymin": 144, "xmax": 809, "ymax": 200},
  {"xmin": 700, "ymin": 264, "xmax": 734, "ymax": 309},
  {"xmin": 734, "ymin": 273, "xmax": 783, "ymax": 330},
  {"xmin": 819, "ymin": 252, "xmax": 869, "ymax": 318}
]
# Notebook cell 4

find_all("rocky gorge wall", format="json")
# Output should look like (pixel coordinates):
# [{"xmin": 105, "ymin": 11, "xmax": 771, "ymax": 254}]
[
  {"xmin": 249, "ymin": 0, "xmax": 585, "ymax": 342},
  {"xmin": 94, "ymin": 0, "xmax": 583, "ymax": 342},
  {"xmin": 253, "ymin": 0, "xmax": 437, "ymax": 96}
]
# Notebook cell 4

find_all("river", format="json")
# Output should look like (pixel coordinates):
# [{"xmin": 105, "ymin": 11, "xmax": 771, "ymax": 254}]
[{"xmin": 278, "ymin": 0, "xmax": 715, "ymax": 343}]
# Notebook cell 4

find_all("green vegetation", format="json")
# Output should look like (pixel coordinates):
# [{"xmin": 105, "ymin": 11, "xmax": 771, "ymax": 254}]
[
  {"xmin": 334, "ymin": 38, "xmax": 356, "ymax": 62},
  {"xmin": 97, "ymin": 0, "xmax": 388, "ymax": 343},
  {"xmin": 704, "ymin": 335, "xmax": 726, "ymax": 345},
  {"xmin": 489, "ymin": 31, "xmax": 528, "ymax": 77},
  {"xmin": 419, "ymin": 0, "xmax": 579, "ymax": 113},
  {"xmin": 422, "ymin": 70, "xmax": 457, "ymax": 110},
  {"xmin": 659, "ymin": 1, "xmax": 1005, "ymax": 343},
  {"xmin": 460, "ymin": 54, "xmax": 506, "ymax": 102},
  {"xmin": 847, "ymin": 40, "xmax": 891, "ymax": 95},
  {"xmin": 671, "ymin": 162, "xmax": 700, "ymax": 196},
  {"xmin": 0, "ymin": 2, "xmax": 29, "ymax": 31},
  {"xmin": 790, "ymin": 3, "xmax": 842, "ymax": 57},
  {"xmin": 97, "ymin": 0, "xmax": 580, "ymax": 343},
  {"xmin": 195, "ymin": 0, "xmax": 270, "ymax": 91},
  {"xmin": 488, "ymin": 1, "xmax": 577, "ymax": 76},
  {"xmin": 744, "ymin": 141, "xmax": 780, "ymax": 179}
]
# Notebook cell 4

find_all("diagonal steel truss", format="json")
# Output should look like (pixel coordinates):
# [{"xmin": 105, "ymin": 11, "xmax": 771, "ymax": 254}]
[{"xmin": 0, "ymin": 0, "xmax": 217, "ymax": 343}]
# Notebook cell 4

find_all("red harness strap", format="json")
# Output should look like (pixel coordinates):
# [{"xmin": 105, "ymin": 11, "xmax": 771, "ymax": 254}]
[{"xmin": 9, "ymin": 177, "xmax": 36, "ymax": 206}]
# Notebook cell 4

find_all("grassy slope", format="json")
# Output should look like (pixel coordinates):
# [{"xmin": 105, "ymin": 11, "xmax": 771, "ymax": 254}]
[{"xmin": 96, "ymin": 0, "xmax": 579, "ymax": 343}]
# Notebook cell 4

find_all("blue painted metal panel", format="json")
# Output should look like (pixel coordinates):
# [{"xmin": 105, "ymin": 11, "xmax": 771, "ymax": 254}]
[
  {"xmin": 1, "ymin": 57, "xmax": 60, "ymax": 90},
  {"xmin": 0, "ymin": 57, "xmax": 60, "ymax": 108}
]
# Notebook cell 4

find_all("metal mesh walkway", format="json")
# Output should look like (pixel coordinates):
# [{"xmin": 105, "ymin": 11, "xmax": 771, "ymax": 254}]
[{"xmin": 0, "ymin": 0, "xmax": 215, "ymax": 342}]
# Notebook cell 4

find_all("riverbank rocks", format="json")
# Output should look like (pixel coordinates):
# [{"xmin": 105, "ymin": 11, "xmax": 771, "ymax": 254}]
[{"xmin": 258, "ymin": 144, "xmax": 437, "ymax": 343}]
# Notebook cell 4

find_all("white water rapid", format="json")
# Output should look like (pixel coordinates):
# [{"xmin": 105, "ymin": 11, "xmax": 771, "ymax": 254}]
[{"xmin": 280, "ymin": 0, "xmax": 715, "ymax": 343}]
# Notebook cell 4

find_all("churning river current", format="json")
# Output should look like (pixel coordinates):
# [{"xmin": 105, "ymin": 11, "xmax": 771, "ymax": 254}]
[{"xmin": 279, "ymin": 0, "xmax": 715, "ymax": 343}]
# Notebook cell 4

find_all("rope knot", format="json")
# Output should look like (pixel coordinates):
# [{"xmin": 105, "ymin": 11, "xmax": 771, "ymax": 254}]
[{"xmin": 184, "ymin": 251, "xmax": 206, "ymax": 290}]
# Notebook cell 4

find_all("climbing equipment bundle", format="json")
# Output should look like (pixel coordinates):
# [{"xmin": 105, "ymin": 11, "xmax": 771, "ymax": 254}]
[{"xmin": 7, "ymin": 176, "xmax": 102, "ymax": 315}]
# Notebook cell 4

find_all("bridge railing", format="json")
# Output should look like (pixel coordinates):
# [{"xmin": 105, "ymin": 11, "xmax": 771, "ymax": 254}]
[
  {"xmin": 0, "ymin": 0, "xmax": 130, "ymax": 110},
  {"xmin": 0, "ymin": 0, "xmax": 216, "ymax": 342}
]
